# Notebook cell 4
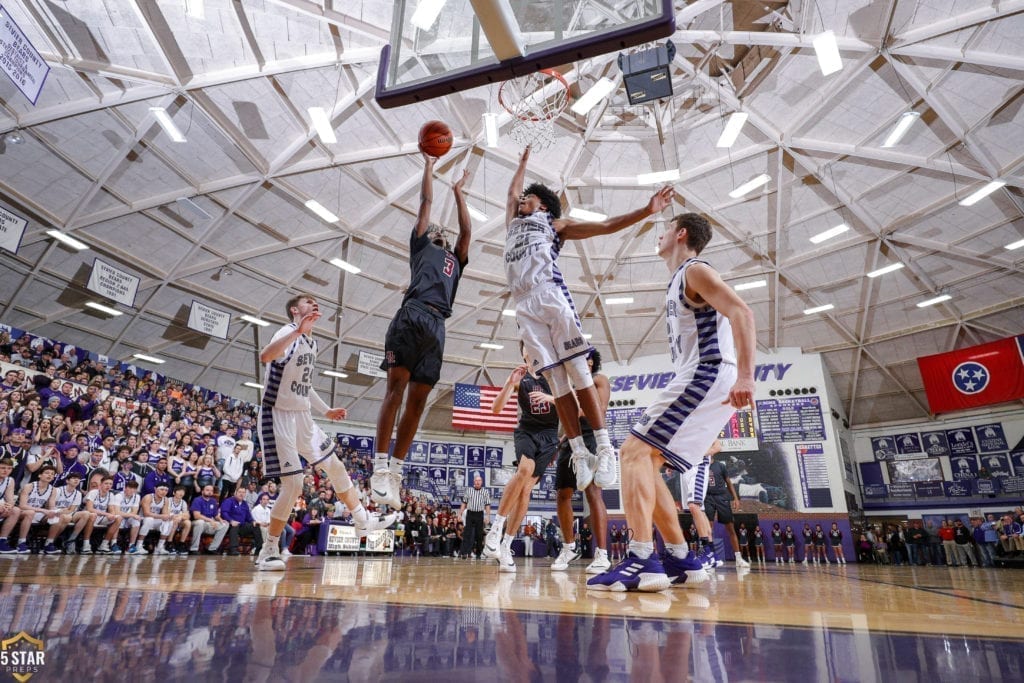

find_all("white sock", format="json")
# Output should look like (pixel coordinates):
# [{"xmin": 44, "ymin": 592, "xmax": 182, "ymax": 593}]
[
  {"xmin": 373, "ymin": 453, "xmax": 389, "ymax": 473},
  {"xmin": 569, "ymin": 436, "xmax": 587, "ymax": 454},
  {"xmin": 628, "ymin": 540, "xmax": 654, "ymax": 559},
  {"xmin": 665, "ymin": 542, "xmax": 689, "ymax": 557},
  {"xmin": 594, "ymin": 428, "xmax": 611, "ymax": 451},
  {"xmin": 351, "ymin": 504, "xmax": 368, "ymax": 525},
  {"xmin": 388, "ymin": 457, "xmax": 404, "ymax": 475},
  {"xmin": 502, "ymin": 534, "xmax": 515, "ymax": 547},
  {"xmin": 565, "ymin": 542, "xmax": 576, "ymax": 552},
  {"xmin": 492, "ymin": 514, "xmax": 506, "ymax": 535}
]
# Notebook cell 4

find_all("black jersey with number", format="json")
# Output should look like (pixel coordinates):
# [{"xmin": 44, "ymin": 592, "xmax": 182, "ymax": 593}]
[
  {"xmin": 403, "ymin": 228, "xmax": 466, "ymax": 318},
  {"xmin": 706, "ymin": 460, "xmax": 730, "ymax": 497},
  {"xmin": 517, "ymin": 374, "xmax": 559, "ymax": 432}
]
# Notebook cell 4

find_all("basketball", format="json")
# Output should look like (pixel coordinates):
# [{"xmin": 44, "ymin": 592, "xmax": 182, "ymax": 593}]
[{"xmin": 418, "ymin": 120, "xmax": 452, "ymax": 157}]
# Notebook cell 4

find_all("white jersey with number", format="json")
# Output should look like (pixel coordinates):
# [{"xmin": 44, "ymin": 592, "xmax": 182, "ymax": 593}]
[
  {"xmin": 54, "ymin": 486, "xmax": 81, "ymax": 512},
  {"xmin": 168, "ymin": 498, "xmax": 187, "ymax": 516},
  {"xmin": 666, "ymin": 258, "xmax": 736, "ymax": 376},
  {"xmin": 146, "ymin": 495, "xmax": 166, "ymax": 516},
  {"xmin": 115, "ymin": 492, "xmax": 140, "ymax": 515},
  {"xmin": 262, "ymin": 323, "xmax": 318, "ymax": 412},
  {"xmin": 27, "ymin": 482, "xmax": 53, "ymax": 509},
  {"xmin": 86, "ymin": 489, "xmax": 113, "ymax": 513},
  {"xmin": 504, "ymin": 212, "xmax": 566, "ymax": 300}
]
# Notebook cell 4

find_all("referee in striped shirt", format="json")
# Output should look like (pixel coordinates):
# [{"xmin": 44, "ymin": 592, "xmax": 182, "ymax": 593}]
[{"xmin": 458, "ymin": 473, "xmax": 491, "ymax": 559}]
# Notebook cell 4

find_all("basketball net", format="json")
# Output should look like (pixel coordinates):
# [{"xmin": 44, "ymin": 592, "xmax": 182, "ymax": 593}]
[{"xmin": 498, "ymin": 69, "xmax": 570, "ymax": 150}]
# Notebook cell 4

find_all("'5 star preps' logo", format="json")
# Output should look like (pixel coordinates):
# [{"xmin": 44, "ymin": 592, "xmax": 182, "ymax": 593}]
[{"xmin": 952, "ymin": 361, "xmax": 990, "ymax": 395}]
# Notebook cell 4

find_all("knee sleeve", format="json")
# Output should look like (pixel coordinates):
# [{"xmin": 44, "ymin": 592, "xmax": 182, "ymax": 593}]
[
  {"xmin": 542, "ymin": 364, "xmax": 572, "ymax": 398},
  {"xmin": 564, "ymin": 354, "xmax": 593, "ymax": 390},
  {"xmin": 319, "ymin": 456, "xmax": 354, "ymax": 494},
  {"xmin": 272, "ymin": 475, "xmax": 303, "ymax": 523}
]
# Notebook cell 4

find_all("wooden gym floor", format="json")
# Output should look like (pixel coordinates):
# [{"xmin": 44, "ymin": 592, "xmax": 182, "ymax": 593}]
[{"xmin": 1, "ymin": 554, "xmax": 1022, "ymax": 681}]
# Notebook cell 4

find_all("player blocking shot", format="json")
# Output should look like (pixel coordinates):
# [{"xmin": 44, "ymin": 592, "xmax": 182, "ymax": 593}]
[
  {"xmin": 504, "ymin": 146, "xmax": 673, "ymax": 492},
  {"xmin": 256, "ymin": 294, "xmax": 395, "ymax": 571},
  {"xmin": 370, "ymin": 146, "xmax": 472, "ymax": 509}
]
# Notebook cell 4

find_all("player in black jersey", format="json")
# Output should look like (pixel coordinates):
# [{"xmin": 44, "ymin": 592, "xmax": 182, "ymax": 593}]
[
  {"xmin": 483, "ymin": 342, "xmax": 561, "ymax": 573},
  {"xmin": 371, "ymin": 155, "xmax": 472, "ymax": 509}
]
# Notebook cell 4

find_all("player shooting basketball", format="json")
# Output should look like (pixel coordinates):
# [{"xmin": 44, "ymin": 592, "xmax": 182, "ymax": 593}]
[
  {"xmin": 504, "ymin": 146, "xmax": 672, "ymax": 492},
  {"xmin": 370, "ymin": 151, "xmax": 472, "ymax": 508}
]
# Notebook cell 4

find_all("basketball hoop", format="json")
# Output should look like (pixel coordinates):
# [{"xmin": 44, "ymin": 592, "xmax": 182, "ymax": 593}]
[{"xmin": 498, "ymin": 69, "xmax": 570, "ymax": 150}]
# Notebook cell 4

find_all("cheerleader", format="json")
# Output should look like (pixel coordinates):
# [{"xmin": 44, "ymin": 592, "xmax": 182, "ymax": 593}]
[
  {"xmin": 753, "ymin": 525, "xmax": 766, "ymax": 563},
  {"xmin": 812, "ymin": 523, "xmax": 828, "ymax": 564},
  {"xmin": 783, "ymin": 525, "xmax": 796, "ymax": 564},
  {"xmin": 829, "ymin": 522, "xmax": 846, "ymax": 565},
  {"xmin": 771, "ymin": 522, "xmax": 784, "ymax": 564}
]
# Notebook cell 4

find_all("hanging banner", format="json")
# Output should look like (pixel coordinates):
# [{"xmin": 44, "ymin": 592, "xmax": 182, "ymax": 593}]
[
  {"xmin": 187, "ymin": 300, "xmax": 230, "ymax": 340},
  {"xmin": 0, "ymin": 5, "xmax": 51, "ymax": 104},
  {"xmin": 0, "ymin": 205, "xmax": 27, "ymax": 254},
  {"xmin": 357, "ymin": 349, "xmax": 387, "ymax": 379},
  {"xmin": 86, "ymin": 258, "xmax": 139, "ymax": 307}
]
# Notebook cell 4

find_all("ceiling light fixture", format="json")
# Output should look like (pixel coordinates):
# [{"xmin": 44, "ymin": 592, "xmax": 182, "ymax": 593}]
[
  {"xmin": 803, "ymin": 303, "xmax": 834, "ymax": 315},
  {"xmin": 4, "ymin": 129, "xmax": 24, "ymax": 145},
  {"xmin": 45, "ymin": 229, "xmax": 88, "ymax": 250},
  {"xmin": 958, "ymin": 180, "xmax": 1006, "ymax": 207},
  {"xmin": 728, "ymin": 174, "xmax": 771, "ymax": 199},
  {"xmin": 583, "ymin": 333, "xmax": 593, "ymax": 339},
  {"xmin": 568, "ymin": 208, "xmax": 608, "ymax": 221},
  {"xmin": 149, "ymin": 107, "xmax": 186, "ymax": 143},
  {"xmin": 812, "ymin": 30, "xmax": 843, "ymax": 76},
  {"xmin": 881, "ymin": 111, "xmax": 920, "ymax": 148},
  {"xmin": 305, "ymin": 199, "xmax": 339, "ymax": 223},
  {"xmin": 240, "ymin": 314, "xmax": 270, "ymax": 327},
  {"xmin": 466, "ymin": 204, "xmax": 488, "ymax": 221},
  {"xmin": 866, "ymin": 263, "xmax": 905, "ymax": 278},
  {"xmin": 637, "ymin": 169, "xmax": 680, "ymax": 185},
  {"xmin": 734, "ymin": 280, "xmax": 767, "ymax": 291},
  {"xmin": 132, "ymin": 353, "xmax": 165, "ymax": 364},
  {"xmin": 571, "ymin": 77, "xmax": 616, "ymax": 115},
  {"xmin": 482, "ymin": 112, "xmax": 499, "ymax": 147},
  {"xmin": 1005, "ymin": 238, "xmax": 1024, "ymax": 250},
  {"xmin": 185, "ymin": 0, "xmax": 204, "ymax": 19},
  {"xmin": 916, "ymin": 294, "xmax": 952, "ymax": 308},
  {"xmin": 604, "ymin": 296, "xmax": 634, "ymax": 305},
  {"xmin": 479, "ymin": 342, "xmax": 504, "ymax": 350},
  {"xmin": 501, "ymin": 309, "xmax": 516, "ymax": 317},
  {"xmin": 323, "ymin": 370, "xmax": 349, "ymax": 378},
  {"xmin": 175, "ymin": 196, "xmax": 213, "ymax": 219},
  {"xmin": 85, "ymin": 302, "xmax": 122, "ymax": 316},
  {"xmin": 243, "ymin": 382, "xmax": 264, "ymax": 389},
  {"xmin": 809, "ymin": 223, "xmax": 849, "ymax": 244},
  {"xmin": 329, "ymin": 257, "xmax": 361, "ymax": 274},
  {"xmin": 308, "ymin": 107, "xmax": 337, "ymax": 144},
  {"xmin": 715, "ymin": 112, "xmax": 748, "ymax": 148},
  {"xmin": 410, "ymin": 0, "xmax": 446, "ymax": 30}
]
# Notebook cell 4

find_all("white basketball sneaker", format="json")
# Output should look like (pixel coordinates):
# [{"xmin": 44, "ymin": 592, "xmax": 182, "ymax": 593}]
[
  {"xmin": 586, "ymin": 548, "xmax": 612, "ymax": 575},
  {"xmin": 593, "ymin": 445, "xmax": 617, "ymax": 488},
  {"xmin": 355, "ymin": 511, "xmax": 398, "ymax": 537},
  {"xmin": 571, "ymin": 450, "xmax": 595, "ymax": 491}
]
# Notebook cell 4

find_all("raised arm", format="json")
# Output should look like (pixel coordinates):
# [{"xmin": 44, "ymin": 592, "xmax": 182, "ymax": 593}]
[
  {"xmin": 555, "ymin": 186, "xmax": 673, "ymax": 240},
  {"xmin": 259, "ymin": 312, "xmax": 318, "ymax": 364},
  {"xmin": 506, "ymin": 147, "xmax": 531, "ymax": 222},
  {"xmin": 452, "ymin": 169, "xmax": 472, "ymax": 264},
  {"xmin": 492, "ymin": 365, "xmax": 527, "ymax": 414},
  {"xmin": 415, "ymin": 153, "xmax": 437, "ymax": 237}
]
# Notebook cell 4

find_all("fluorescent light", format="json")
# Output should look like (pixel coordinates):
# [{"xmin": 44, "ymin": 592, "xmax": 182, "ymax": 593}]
[
  {"xmin": 958, "ymin": 180, "xmax": 1006, "ymax": 207},
  {"xmin": 582, "ymin": 333, "xmax": 593, "ymax": 340},
  {"xmin": 605, "ymin": 296, "xmax": 634, "ymax": 305},
  {"xmin": 243, "ymin": 382, "xmax": 264, "ymax": 389},
  {"xmin": 1005, "ymin": 238, "xmax": 1024, "ymax": 250},
  {"xmin": 149, "ymin": 107, "xmax": 186, "ymax": 143},
  {"xmin": 866, "ymin": 263, "xmax": 905, "ymax": 278},
  {"xmin": 916, "ymin": 294, "xmax": 951, "ymax": 308},
  {"xmin": 467, "ymin": 204, "xmax": 488, "ymax": 221},
  {"xmin": 323, "ymin": 370, "xmax": 348, "ymax": 378},
  {"xmin": 305, "ymin": 199, "xmax": 339, "ymax": 223},
  {"xmin": 85, "ymin": 302, "xmax": 122, "ymax": 316},
  {"xmin": 501, "ymin": 309, "xmax": 516, "ymax": 317},
  {"xmin": 483, "ymin": 112, "xmax": 499, "ymax": 147},
  {"xmin": 132, "ymin": 353, "xmax": 165, "ymax": 364},
  {"xmin": 46, "ymin": 229, "xmax": 88, "ymax": 250},
  {"xmin": 728, "ymin": 174, "xmax": 770, "ymax": 199},
  {"xmin": 479, "ymin": 342, "xmax": 504, "ymax": 350},
  {"xmin": 330, "ymin": 258, "xmax": 361, "ymax": 274},
  {"xmin": 308, "ymin": 107, "xmax": 337, "ymax": 144},
  {"xmin": 571, "ymin": 77, "xmax": 616, "ymax": 115},
  {"xmin": 809, "ymin": 223, "xmax": 849, "ymax": 244},
  {"xmin": 734, "ymin": 280, "xmax": 767, "ymax": 291},
  {"xmin": 410, "ymin": 0, "xmax": 446, "ymax": 31},
  {"xmin": 568, "ymin": 208, "xmax": 608, "ymax": 221},
  {"xmin": 715, "ymin": 112, "xmax": 748, "ymax": 148},
  {"xmin": 240, "ymin": 314, "xmax": 270, "ymax": 327},
  {"xmin": 637, "ymin": 169, "xmax": 680, "ymax": 185},
  {"xmin": 881, "ymin": 112, "xmax": 920, "ymax": 148},
  {"xmin": 803, "ymin": 303, "xmax": 834, "ymax": 315},
  {"xmin": 185, "ymin": 0, "xmax": 204, "ymax": 19},
  {"xmin": 812, "ymin": 30, "xmax": 843, "ymax": 76}
]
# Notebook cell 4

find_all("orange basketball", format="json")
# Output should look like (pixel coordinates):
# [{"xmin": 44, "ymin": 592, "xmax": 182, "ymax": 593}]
[{"xmin": 418, "ymin": 120, "xmax": 453, "ymax": 157}]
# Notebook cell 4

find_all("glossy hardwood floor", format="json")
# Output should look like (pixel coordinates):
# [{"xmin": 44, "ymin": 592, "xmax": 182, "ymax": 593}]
[{"xmin": 1, "ymin": 552, "xmax": 1022, "ymax": 681}]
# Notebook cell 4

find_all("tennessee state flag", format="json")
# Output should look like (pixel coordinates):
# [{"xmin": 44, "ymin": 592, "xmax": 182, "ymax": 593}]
[{"xmin": 917, "ymin": 335, "xmax": 1024, "ymax": 414}]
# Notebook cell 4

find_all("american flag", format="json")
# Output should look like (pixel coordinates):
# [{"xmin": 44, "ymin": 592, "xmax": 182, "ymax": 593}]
[{"xmin": 452, "ymin": 383, "xmax": 517, "ymax": 432}]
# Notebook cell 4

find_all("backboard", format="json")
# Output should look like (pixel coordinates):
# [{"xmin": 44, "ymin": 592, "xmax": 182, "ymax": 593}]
[{"xmin": 375, "ymin": 0, "xmax": 675, "ymax": 109}]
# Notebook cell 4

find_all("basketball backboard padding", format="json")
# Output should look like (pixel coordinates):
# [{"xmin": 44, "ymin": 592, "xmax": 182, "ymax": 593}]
[{"xmin": 375, "ymin": 0, "xmax": 675, "ymax": 109}]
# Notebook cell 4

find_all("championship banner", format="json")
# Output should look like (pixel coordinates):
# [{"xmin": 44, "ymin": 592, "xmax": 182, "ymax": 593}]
[
  {"xmin": 357, "ymin": 349, "xmax": 387, "ymax": 379},
  {"xmin": 917, "ymin": 335, "xmax": 1024, "ymax": 413},
  {"xmin": 0, "ymin": 205, "xmax": 27, "ymax": 254},
  {"xmin": 187, "ymin": 300, "xmax": 230, "ymax": 340},
  {"xmin": 86, "ymin": 258, "xmax": 140, "ymax": 308}
]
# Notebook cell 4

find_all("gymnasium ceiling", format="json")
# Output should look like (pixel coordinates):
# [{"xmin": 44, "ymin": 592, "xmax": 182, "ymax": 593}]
[{"xmin": 1, "ymin": 0, "xmax": 1022, "ymax": 431}]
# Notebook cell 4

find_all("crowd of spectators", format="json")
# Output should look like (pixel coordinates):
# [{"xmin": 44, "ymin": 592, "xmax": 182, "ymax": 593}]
[{"xmin": 852, "ymin": 511, "xmax": 1024, "ymax": 567}]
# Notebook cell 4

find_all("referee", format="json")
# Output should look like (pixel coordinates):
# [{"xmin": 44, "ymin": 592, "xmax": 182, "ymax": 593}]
[{"xmin": 458, "ymin": 473, "xmax": 491, "ymax": 559}]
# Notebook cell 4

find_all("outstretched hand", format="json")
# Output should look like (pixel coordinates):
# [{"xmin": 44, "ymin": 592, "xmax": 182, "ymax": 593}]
[
  {"xmin": 647, "ymin": 186, "xmax": 674, "ymax": 214},
  {"xmin": 519, "ymin": 146, "xmax": 531, "ymax": 164},
  {"xmin": 510, "ymin": 364, "xmax": 528, "ymax": 384},
  {"xmin": 453, "ymin": 169, "xmax": 469, "ymax": 192},
  {"xmin": 421, "ymin": 150, "xmax": 437, "ymax": 165},
  {"xmin": 325, "ymin": 407, "xmax": 347, "ymax": 421}
]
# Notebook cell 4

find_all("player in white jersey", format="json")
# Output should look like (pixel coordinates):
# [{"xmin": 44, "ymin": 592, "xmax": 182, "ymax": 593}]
[
  {"xmin": 83, "ymin": 474, "xmax": 123, "ymax": 554},
  {"xmin": 0, "ymin": 459, "xmax": 20, "ymax": 542},
  {"xmin": 0, "ymin": 464, "xmax": 58, "ymax": 554},
  {"xmin": 139, "ymin": 483, "xmax": 177, "ymax": 555},
  {"xmin": 505, "ymin": 146, "xmax": 673, "ymax": 491},
  {"xmin": 588, "ymin": 213, "xmax": 755, "ymax": 592},
  {"xmin": 112, "ymin": 479, "xmax": 143, "ymax": 554},
  {"xmin": 256, "ymin": 294, "xmax": 395, "ymax": 571},
  {"xmin": 45, "ymin": 471, "xmax": 90, "ymax": 554}
]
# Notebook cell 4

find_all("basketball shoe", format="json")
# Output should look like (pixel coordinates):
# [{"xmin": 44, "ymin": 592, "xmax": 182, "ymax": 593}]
[
  {"xmin": 482, "ymin": 525, "xmax": 502, "ymax": 560},
  {"xmin": 734, "ymin": 552, "xmax": 750, "ymax": 568},
  {"xmin": 586, "ymin": 548, "xmax": 612, "ymax": 574},
  {"xmin": 571, "ymin": 450, "xmax": 594, "ymax": 491},
  {"xmin": 551, "ymin": 543, "xmax": 582, "ymax": 571},
  {"xmin": 498, "ymin": 543, "xmax": 516, "ymax": 573},
  {"xmin": 593, "ymin": 445, "xmax": 617, "ymax": 488},
  {"xmin": 355, "ymin": 511, "xmax": 399, "ymax": 537},
  {"xmin": 586, "ymin": 552, "xmax": 671, "ymax": 592},
  {"xmin": 661, "ymin": 550, "xmax": 710, "ymax": 586},
  {"xmin": 370, "ymin": 470, "xmax": 402, "ymax": 509},
  {"xmin": 255, "ymin": 544, "xmax": 286, "ymax": 572}
]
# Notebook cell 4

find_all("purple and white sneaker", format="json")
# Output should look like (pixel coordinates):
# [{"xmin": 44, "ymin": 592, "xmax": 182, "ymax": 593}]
[
  {"xmin": 662, "ymin": 551, "xmax": 710, "ymax": 586},
  {"xmin": 586, "ymin": 552, "xmax": 671, "ymax": 592}
]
